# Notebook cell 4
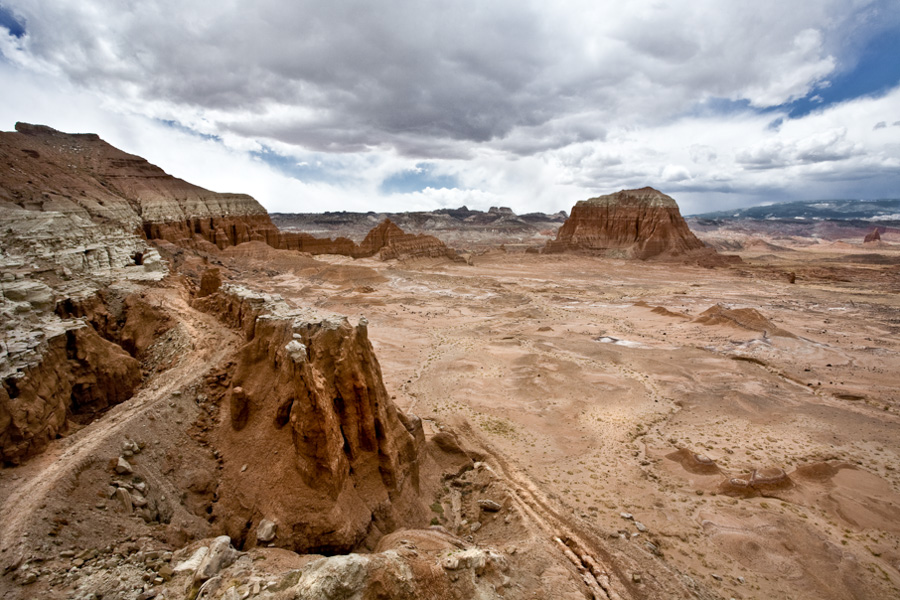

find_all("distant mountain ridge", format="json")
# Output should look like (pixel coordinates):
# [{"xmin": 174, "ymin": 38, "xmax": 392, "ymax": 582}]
[
  {"xmin": 272, "ymin": 206, "xmax": 568, "ymax": 251},
  {"xmin": 691, "ymin": 198, "xmax": 900, "ymax": 221}
]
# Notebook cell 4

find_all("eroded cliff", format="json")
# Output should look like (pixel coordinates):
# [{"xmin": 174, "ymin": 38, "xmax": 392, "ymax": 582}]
[
  {"xmin": 2, "ymin": 123, "xmax": 459, "ymax": 261},
  {"xmin": 194, "ymin": 284, "xmax": 430, "ymax": 553}
]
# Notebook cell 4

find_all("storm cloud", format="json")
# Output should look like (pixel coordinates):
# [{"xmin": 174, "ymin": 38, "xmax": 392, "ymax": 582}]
[{"xmin": 1, "ymin": 0, "xmax": 898, "ymax": 213}]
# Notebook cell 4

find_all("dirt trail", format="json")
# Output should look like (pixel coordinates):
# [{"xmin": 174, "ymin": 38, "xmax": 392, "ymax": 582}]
[
  {"xmin": 454, "ymin": 420, "xmax": 699, "ymax": 600},
  {"xmin": 0, "ymin": 287, "xmax": 238, "ymax": 570}
]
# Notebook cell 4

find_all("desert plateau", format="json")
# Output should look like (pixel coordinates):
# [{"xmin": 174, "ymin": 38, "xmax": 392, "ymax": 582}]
[{"xmin": 0, "ymin": 122, "xmax": 899, "ymax": 600}]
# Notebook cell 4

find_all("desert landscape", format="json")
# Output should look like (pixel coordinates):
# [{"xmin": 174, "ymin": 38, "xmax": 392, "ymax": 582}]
[{"xmin": 1, "ymin": 123, "xmax": 899, "ymax": 600}]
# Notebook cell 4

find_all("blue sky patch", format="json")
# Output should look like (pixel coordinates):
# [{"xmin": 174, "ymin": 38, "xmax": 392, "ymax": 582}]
[
  {"xmin": 159, "ymin": 119, "xmax": 222, "ymax": 143},
  {"xmin": 0, "ymin": 5, "xmax": 25, "ymax": 38},
  {"xmin": 379, "ymin": 163, "xmax": 459, "ymax": 194},
  {"xmin": 251, "ymin": 146, "xmax": 346, "ymax": 185},
  {"xmin": 784, "ymin": 26, "xmax": 900, "ymax": 118}
]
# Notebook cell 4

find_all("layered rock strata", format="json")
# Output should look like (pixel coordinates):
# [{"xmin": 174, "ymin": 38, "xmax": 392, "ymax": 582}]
[
  {"xmin": 544, "ymin": 187, "xmax": 708, "ymax": 259},
  {"xmin": 354, "ymin": 218, "xmax": 460, "ymax": 260},
  {"xmin": 0, "ymin": 321, "xmax": 141, "ymax": 463},
  {"xmin": 2, "ymin": 123, "xmax": 458, "ymax": 261},
  {"xmin": 194, "ymin": 285, "xmax": 428, "ymax": 553}
]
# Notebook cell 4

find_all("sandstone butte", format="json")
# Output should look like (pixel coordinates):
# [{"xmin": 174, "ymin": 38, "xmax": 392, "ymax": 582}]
[
  {"xmin": 544, "ymin": 186, "xmax": 733, "ymax": 264},
  {"xmin": 0, "ymin": 122, "xmax": 456, "ymax": 261}
]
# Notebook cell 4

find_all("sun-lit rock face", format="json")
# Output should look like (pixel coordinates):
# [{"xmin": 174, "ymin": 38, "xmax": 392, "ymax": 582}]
[
  {"xmin": 544, "ymin": 187, "xmax": 707, "ymax": 259},
  {"xmin": 194, "ymin": 285, "xmax": 429, "ymax": 553}
]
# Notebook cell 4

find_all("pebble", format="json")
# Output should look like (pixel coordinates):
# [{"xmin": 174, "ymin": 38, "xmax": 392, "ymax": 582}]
[
  {"xmin": 116, "ymin": 488, "xmax": 133, "ymax": 512},
  {"xmin": 115, "ymin": 457, "xmax": 134, "ymax": 475},
  {"xmin": 634, "ymin": 521, "xmax": 647, "ymax": 532},
  {"xmin": 620, "ymin": 512, "xmax": 633, "ymax": 520}
]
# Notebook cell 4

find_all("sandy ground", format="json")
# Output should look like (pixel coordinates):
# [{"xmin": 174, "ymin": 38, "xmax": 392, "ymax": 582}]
[
  {"xmin": 229, "ymin": 243, "xmax": 900, "ymax": 600},
  {"xmin": 1, "ymin": 241, "xmax": 897, "ymax": 600}
]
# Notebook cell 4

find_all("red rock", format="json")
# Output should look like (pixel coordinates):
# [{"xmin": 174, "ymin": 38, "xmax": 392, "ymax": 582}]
[
  {"xmin": 2, "ymin": 124, "xmax": 461, "ymax": 263},
  {"xmin": 355, "ymin": 219, "xmax": 460, "ymax": 260},
  {"xmin": 545, "ymin": 187, "xmax": 709, "ymax": 260},
  {"xmin": 194, "ymin": 286, "xmax": 430, "ymax": 553},
  {"xmin": 864, "ymin": 228, "xmax": 881, "ymax": 243},
  {"xmin": 0, "ymin": 324, "xmax": 141, "ymax": 464}
]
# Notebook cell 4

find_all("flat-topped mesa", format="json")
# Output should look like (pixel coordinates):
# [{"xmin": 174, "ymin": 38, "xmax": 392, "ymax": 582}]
[
  {"xmin": 2, "ymin": 124, "xmax": 460, "ymax": 260},
  {"xmin": 194, "ymin": 285, "xmax": 428, "ymax": 553},
  {"xmin": 544, "ymin": 187, "xmax": 707, "ymax": 259}
]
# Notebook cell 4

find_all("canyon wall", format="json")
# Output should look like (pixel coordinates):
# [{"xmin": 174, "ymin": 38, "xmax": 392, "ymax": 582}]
[
  {"xmin": 0, "ymin": 322, "xmax": 141, "ymax": 463},
  {"xmin": 3, "ymin": 123, "xmax": 458, "ymax": 260}
]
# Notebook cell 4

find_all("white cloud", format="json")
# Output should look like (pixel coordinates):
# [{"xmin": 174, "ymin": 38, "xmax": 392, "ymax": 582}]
[{"xmin": 1, "ymin": 0, "xmax": 898, "ymax": 215}]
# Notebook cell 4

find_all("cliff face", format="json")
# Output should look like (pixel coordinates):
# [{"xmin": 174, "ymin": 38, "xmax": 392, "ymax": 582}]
[
  {"xmin": 2, "ymin": 122, "xmax": 272, "ymax": 249},
  {"xmin": 194, "ymin": 285, "xmax": 427, "ymax": 553},
  {"xmin": 2, "ymin": 124, "xmax": 459, "ymax": 261},
  {"xmin": 545, "ymin": 187, "xmax": 707, "ymax": 259},
  {"xmin": 864, "ymin": 228, "xmax": 881, "ymax": 243},
  {"xmin": 0, "ymin": 322, "xmax": 141, "ymax": 464}
]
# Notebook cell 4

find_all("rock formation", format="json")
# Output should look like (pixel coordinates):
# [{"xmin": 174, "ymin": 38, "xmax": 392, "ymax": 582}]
[
  {"xmin": 694, "ymin": 304, "xmax": 795, "ymax": 338},
  {"xmin": 0, "ymin": 322, "xmax": 141, "ymax": 463},
  {"xmin": 544, "ymin": 187, "xmax": 714, "ymax": 260},
  {"xmin": 194, "ymin": 285, "xmax": 430, "ymax": 553},
  {"xmin": 864, "ymin": 227, "xmax": 881, "ymax": 243},
  {"xmin": 2, "ymin": 123, "xmax": 459, "ymax": 262},
  {"xmin": 354, "ymin": 218, "xmax": 460, "ymax": 260}
]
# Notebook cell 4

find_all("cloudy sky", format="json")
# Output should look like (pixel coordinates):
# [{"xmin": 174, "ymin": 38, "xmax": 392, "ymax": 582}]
[{"xmin": 1, "ymin": 1, "xmax": 898, "ymax": 215}]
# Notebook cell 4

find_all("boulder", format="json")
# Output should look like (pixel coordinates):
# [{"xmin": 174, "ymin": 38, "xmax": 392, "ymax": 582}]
[
  {"xmin": 193, "ymin": 536, "xmax": 238, "ymax": 584},
  {"xmin": 115, "ymin": 457, "xmax": 134, "ymax": 475},
  {"xmin": 257, "ymin": 519, "xmax": 277, "ymax": 543}
]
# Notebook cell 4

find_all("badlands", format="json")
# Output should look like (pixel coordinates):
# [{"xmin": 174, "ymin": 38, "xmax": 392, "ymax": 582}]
[{"xmin": 1, "ymin": 124, "xmax": 900, "ymax": 600}]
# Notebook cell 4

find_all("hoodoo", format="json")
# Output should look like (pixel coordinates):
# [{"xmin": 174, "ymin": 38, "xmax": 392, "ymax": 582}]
[
  {"xmin": 864, "ymin": 227, "xmax": 881, "ymax": 243},
  {"xmin": 544, "ymin": 187, "xmax": 708, "ymax": 259}
]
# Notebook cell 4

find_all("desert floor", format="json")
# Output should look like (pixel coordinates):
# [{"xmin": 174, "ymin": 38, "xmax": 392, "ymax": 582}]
[{"xmin": 229, "ymin": 242, "xmax": 900, "ymax": 600}]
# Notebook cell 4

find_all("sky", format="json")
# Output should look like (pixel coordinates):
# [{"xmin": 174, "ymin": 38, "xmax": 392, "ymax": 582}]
[{"xmin": 1, "ymin": 1, "xmax": 899, "ymax": 216}]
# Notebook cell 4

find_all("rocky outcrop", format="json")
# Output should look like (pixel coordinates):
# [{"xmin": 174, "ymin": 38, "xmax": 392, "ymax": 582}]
[
  {"xmin": 665, "ymin": 448, "xmax": 721, "ymax": 475},
  {"xmin": 2, "ymin": 122, "xmax": 273, "ymax": 251},
  {"xmin": 544, "ymin": 187, "xmax": 712, "ymax": 260},
  {"xmin": 3, "ymin": 124, "xmax": 462, "ymax": 261},
  {"xmin": 694, "ymin": 304, "xmax": 795, "ymax": 338},
  {"xmin": 864, "ymin": 228, "xmax": 881, "ymax": 243},
  {"xmin": 0, "ymin": 321, "xmax": 141, "ymax": 464},
  {"xmin": 194, "ymin": 285, "xmax": 429, "ymax": 553},
  {"xmin": 354, "ymin": 218, "xmax": 460, "ymax": 260},
  {"xmin": 719, "ymin": 467, "xmax": 793, "ymax": 497}
]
